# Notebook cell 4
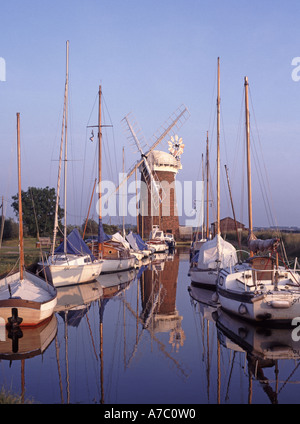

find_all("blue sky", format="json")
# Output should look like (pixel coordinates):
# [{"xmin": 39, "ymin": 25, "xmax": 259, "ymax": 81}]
[{"xmin": 1, "ymin": 0, "xmax": 300, "ymax": 228}]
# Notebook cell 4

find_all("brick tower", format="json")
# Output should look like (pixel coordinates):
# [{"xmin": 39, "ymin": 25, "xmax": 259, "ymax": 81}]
[{"xmin": 138, "ymin": 150, "xmax": 182, "ymax": 239}]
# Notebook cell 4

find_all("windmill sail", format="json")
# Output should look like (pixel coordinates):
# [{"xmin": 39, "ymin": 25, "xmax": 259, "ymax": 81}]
[
  {"xmin": 122, "ymin": 113, "xmax": 166, "ymax": 209},
  {"xmin": 114, "ymin": 104, "xmax": 190, "ymax": 198}
]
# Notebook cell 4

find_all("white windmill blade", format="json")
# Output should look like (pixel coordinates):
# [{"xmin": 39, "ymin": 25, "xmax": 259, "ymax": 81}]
[
  {"xmin": 121, "ymin": 112, "xmax": 148, "ymax": 154},
  {"xmin": 148, "ymin": 104, "xmax": 190, "ymax": 153},
  {"xmin": 140, "ymin": 163, "xmax": 164, "ymax": 210},
  {"xmin": 121, "ymin": 112, "xmax": 165, "ymax": 204},
  {"xmin": 111, "ymin": 104, "xmax": 190, "ymax": 199}
]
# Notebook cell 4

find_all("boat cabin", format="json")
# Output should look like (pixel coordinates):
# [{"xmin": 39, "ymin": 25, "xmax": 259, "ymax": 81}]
[{"xmin": 248, "ymin": 255, "xmax": 276, "ymax": 281}]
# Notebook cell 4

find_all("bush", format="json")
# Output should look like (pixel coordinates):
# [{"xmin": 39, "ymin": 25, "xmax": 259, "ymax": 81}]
[{"xmin": 2, "ymin": 218, "xmax": 19, "ymax": 240}]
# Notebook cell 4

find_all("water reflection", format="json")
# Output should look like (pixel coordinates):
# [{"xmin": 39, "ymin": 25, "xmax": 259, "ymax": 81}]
[
  {"xmin": 215, "ymin": 309, "xmax": 300, "ymax": 404},
  {"xmin": 188, "ymin": 281, "xmax": 300, "ymax": 404},
  {"xmin": 0, "ymin": 314, "xmax": 57, "ymax": 360},
  {"xmin": 2, "ymin": 248, "xmax": 300, "ymax": 404},
  {"xmin": 0, "ymin": 315, "xmax": 57, "ymax": 403},
  {"xmin": 140, "ymin": 251, "xmax": 185, "ymax": 351}
]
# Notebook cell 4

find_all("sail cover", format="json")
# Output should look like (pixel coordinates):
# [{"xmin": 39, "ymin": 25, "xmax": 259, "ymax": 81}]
[
  {"xmin": 55, "ymin": 228, "xmax": 95, "ymax": 260},
  {"xmin": 135, "ymin": 234, "xmax": 149, "ymax": 250},
  {"xmin": 248, "ymin": 237, "xmax": 279, "ymax": 254},
  {"xmin": 197, "ymin": 234, "xmax": 237, "ymax": 270},
  {"xmin": 126, "ymin": 231, "xmax": 148, "ymax": 251},
  {"xmin": 111, "ymin": 232, "xmax": 131, "ymax": 249},
  {"xmin": 98, "ymin": 218, "xmax": 111, "ymax": 243}
]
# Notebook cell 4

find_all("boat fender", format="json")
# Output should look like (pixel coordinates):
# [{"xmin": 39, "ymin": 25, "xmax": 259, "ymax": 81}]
[
  {"xmin": 7, "ymin": 308, "xmax": 23, "ymax": 328},
  {"xmin": 238, "ymin": 303, "xmax": 248, "ymax": 315},
  {"xmin": 271, "ymin": 300, "xmax": 291, "ymax": 309}
]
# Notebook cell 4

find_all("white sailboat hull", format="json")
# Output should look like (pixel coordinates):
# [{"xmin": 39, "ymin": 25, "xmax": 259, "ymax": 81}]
[
  {"xmin": 217, "ymin": 265, "xmax": 300, "ymax": 324},
  {"xmin": 97, "ymin": 268, "xmax": 136, "ymax": 288},
  {"xmin": 101, "ymin": 256, "xmax": 136, "ymax": 274},
  {"xmin": 188, "ymin": 267, "xmax": 218, "ymax": 289},
  {"xmin": 146, "ymin": 241, "xmax": 168, "ymax": 252},
  {"xmin": 38, "ymin": 254, "xmax": 103, "ymax": 287},
  {"xmin": 218, "ymin": 288, "xmax": 300, "ymax": 324},
  {"xmin": 0, "ymin": 271, "xmax": 57, "ymax": 327}
]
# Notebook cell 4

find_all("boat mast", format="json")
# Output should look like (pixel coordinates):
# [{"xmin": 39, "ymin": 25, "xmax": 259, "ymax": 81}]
[
  {"xmin": 206, "ymin": 131, "xmax": 209, "ymax": 239},
  {"xmin": 63, "ymin": 41, "xmax": 69, "ymax": 254},
  {"xmin": 244, "ymin": 76, "xmax": 253, "ymax": 253},
  {"xmin": 52, "ymin": 40, "xmax": 69, "ymax": 256},
  {"xmin": 216, "ymin": 57, "xmax": 221, "ymax": 236},
  {"xmin": 122, "ymin": 146, "xmax": 125, "ymax": 238},
  {"xmin": 201, "ymin": 152, "xmax": 204, "ymax": 240},
  {"xmin": 98, "ymin": 85, "xmax": 103, "ymax": 258},
  {"xmin": 224, "ymin": 164, "xmax": 241, "ymax": 250},
  {"xmin": 17, "ymin": 112, "xmax": 24, "ymax": 280}
]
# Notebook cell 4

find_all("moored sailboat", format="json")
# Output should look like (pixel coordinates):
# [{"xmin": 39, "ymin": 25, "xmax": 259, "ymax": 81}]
[
  {"xmin": 0, "ymin": 113, "xmax": 57, "ymax": 327},
  {"xmin": 37, "ymin": 41, "xmax": 103, "ymax": 287},
  {"xmin": 146, "ymin": 225, "xmax": 168, "ymax": 252},
  {"xmin": 217, "ymin": 76, "xmax": 300, "ymax": 325},
  {"xmin": 40, "ymin": 228, "xmax": 103, "ymax": 287},
  {"xmin": 126, "ymin": 231, "xmax": 154, "ymax": 257},
  {"xmin": 88, "ymin": 85, "xmax": 136, "ymax": 274},
  {"xmin": 189, "ymin": 58, "xmax": 238, "ymax": 289}
]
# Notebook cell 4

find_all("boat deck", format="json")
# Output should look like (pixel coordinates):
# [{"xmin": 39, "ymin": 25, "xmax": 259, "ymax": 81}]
[{"xmin": 0, "ymin": 278, "xmax": 54, "ymax": 302}]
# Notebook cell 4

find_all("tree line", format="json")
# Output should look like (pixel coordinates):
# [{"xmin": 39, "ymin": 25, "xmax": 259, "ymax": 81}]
[{"xmin": 2, "ymin": 186, "xmax": 130, "ymax": 240}]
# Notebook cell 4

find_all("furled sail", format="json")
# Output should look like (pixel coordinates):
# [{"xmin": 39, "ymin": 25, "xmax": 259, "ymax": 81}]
[{"xmin": 248, "ymin": 237, "xmax": 279, "ymax": 254}]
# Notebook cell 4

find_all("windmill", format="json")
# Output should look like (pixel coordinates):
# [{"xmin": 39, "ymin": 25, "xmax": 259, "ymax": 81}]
[
  {"xmin": 122, "ymin": 112, "xmax": 166, "ymax": 210},
  {"xmin": 120, "ymin": 104, "xmax": 190, "ymax": 237},
  {"xmin": 117, "ymin": 104, "xmax": 190, "ymax": 192}
]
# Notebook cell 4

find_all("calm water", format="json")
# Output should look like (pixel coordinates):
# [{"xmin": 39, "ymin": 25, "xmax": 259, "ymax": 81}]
[{"xmin": 1, "ymin": 246, "xmax": 300, "ymax": 405}]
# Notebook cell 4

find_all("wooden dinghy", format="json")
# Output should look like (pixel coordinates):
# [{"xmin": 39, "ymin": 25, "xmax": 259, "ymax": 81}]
[
  {"xmin": 0, "ymin": 113, "xmax": 57, "ymax": 328},
  {"xmin": 0, "ymin": 270, "xmax": 57, "ymax": 327}
]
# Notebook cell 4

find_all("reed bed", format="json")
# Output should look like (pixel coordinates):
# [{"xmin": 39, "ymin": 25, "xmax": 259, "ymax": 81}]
[{"xmin": 224, "ymin": 230, "xmax": 300, "ymax": 261}]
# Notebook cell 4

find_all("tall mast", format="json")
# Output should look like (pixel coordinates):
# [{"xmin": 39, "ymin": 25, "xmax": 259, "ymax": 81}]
[
  {"xmin": 98, "ymin": 85, "xmax": 103, "ymax": 257},
  {"xmin": 63, "ymin": 40, "xmax": 69, "ymax": 254},
  {"xmin": 216, "ymin": 57, "xmax": 220, "ymax": 236},
  {"xmin": 122, "ymin": 146, "xmax": 125, "ymax": 238},
  {"xmin": 17, "ymin": 112, "xmax": 24, "ymax": 279},
  {"xmin": 206, "ymin": 131, "xmax": 209, "ymax": 239},
  {"xmin": 201, "ymin": 153, "xmax": 204, "ymax": 240},
  {"xmin": 244, "ymin": 76, "xmax": 253, "ymax": 247},
  {"xmin": 135, "ymin": 168, "xmax": 139, "ymax": 234},
  {"xmin": 52, "ymin": 40, "xmax": 69, "ymax": 256}
]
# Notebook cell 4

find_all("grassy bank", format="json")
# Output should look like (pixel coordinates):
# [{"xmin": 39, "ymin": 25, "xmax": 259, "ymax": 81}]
[
  {"xmin": 1, "ymin": 232, "xmax": 300, "ymax": 275},
  {"xmin": 0, "ymin": 237, "xmax": 46, "ymax": 276},
  {"xmin": 0, "ymin": 387, "xmax": 34, "ymax": 404}
]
